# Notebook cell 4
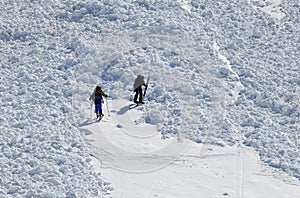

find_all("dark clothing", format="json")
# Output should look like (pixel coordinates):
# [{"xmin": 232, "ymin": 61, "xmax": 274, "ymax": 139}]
[
  {"xmin": 94, "ymin": 90, "xmax": 104, "ymax": 104},
  {"xmin": 95, "ymin": 104, "xmax": 102, "ymax": 116},
  {"xmin": 94, "ymin": 98, "xmax": 102, "ymax": 105},
  {"xmin": 90, "ymin": 87, "xmax": 108, "ymax": 117},
  {"xmin": 134, "ymin": 86, "xmax": 143, "ymax": 103},
  {"xmin": 133, "ymin": 75, "xmax": 148, "ymax": 104}
]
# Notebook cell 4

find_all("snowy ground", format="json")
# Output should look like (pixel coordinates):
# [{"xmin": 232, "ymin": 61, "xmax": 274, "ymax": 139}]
[
  {"xmin": 80, "ymin": 99, "xmax": 300, "ymax": 198},
  {"xmin": 1, "ymin": 0, "xmax": 299, "ymax": 197}
]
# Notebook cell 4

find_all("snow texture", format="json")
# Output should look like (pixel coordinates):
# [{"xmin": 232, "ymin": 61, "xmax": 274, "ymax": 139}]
[
  {"xmin": 0, "ymin": 0, "xmax": 299, "ymax": 197},
  {"xmin": 82, "ymin": 99, "xmax": 300, "ymax": 198}
]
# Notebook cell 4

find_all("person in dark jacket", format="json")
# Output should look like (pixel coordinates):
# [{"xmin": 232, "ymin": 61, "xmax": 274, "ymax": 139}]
[
  {"xmin": 133, "ymin": 75, "xmax": 147, "ymax": 104},
  {"xmin": 89, "ymin": 85, "xmax": 108, "ymax": 119}
]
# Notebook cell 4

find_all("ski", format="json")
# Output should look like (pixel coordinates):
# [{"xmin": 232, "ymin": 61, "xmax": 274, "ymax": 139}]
[
  {"xmin": 129, "ymin": 102, "xmax": 144, "ymax": 109},
  {"xmin": 96, "ymin": 115, "xmax": 104, "ymax": 122}
]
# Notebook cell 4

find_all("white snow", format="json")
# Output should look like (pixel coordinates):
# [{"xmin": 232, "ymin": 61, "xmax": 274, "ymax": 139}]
[
  {"xmin": 252, "ymin": 0, "xmax": 286, "ymax": 20},
  {"xmin": 82, "ymin": 99, "xmax": 300, "ymax": 198},
  {"xmin": 1, "ymin": 0, "xmax": 299, "ymax": 197}
]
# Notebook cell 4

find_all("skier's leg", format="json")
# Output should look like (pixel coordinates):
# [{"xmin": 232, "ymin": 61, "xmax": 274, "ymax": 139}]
[
  {"xmin": 94, "ymin": 105, "xmax": 98, "ymax": 118},
  {"xmin": 134, "ymin": 90, "xmax": 138, "ymax": 103},
  {"xmin": 138, "ymin": 87, "xmax": 143, "ymax": 103},
  {"xmin": 95, "ymin": 104, "xmax": 101, "ymax": 117},
  {"xmin": 100, "ymin": 103, "xmax": 103, "ymax": 116}
]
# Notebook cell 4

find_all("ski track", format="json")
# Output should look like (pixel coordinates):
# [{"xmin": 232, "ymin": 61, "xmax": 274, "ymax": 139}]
[
  {"xmin": 73, "ymin": 0, "xmax": 300, "ymax": 192},
  {"xmin": 80, "ymin": 98, "xmax": 300, "ymax": 198},
  {"xmin": 212, "ymin": 41, "xmax": 247, "ymax": 197},
  {"xmin": 1, "ymin": 0, "xmax": 300, "ymax": 197}
]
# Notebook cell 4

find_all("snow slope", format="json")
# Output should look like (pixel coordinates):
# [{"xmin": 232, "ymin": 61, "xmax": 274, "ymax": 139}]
[
  {"xmin": 74, "ymin": 0, "xmax": 299, "ymax": 180},
  {"xmin": 81, "ymin": 99, "xmax": 300, "ymax": 197},
  {"xmin": 0, "ymin": 0, "xmax": 299, "ymax": 197}
]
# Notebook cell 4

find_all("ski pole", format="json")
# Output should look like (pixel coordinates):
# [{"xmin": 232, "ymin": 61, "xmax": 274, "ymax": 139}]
[
  {"xmin": 90, "ymin": 100, "xmax": 93, "ymax": 120},
  {"xmin": 143, "ymin": 75, "xmax": 150, "ymax": 97},
  {"xmin": 105, "ymin": 97, "xmax": 110, "ymax": 117}
]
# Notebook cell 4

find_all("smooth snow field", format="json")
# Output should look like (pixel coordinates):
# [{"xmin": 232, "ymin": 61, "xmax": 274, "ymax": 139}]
[
  {"xmin": 81, "ymin": 99, "xmax": 300, "ymax": 198},
  {"xmin": 1, "ymin": 0, "xmax": 299, "ymax": 197}
]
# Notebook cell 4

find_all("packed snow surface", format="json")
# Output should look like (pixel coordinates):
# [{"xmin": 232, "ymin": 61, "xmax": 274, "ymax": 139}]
[
  {"xmin": 82, "ymin": 99, "xmax": 300, "ymax": 197},
  {"xmin": 0, "ymin": 0, "xmax": 299, "ymax": 197}
]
